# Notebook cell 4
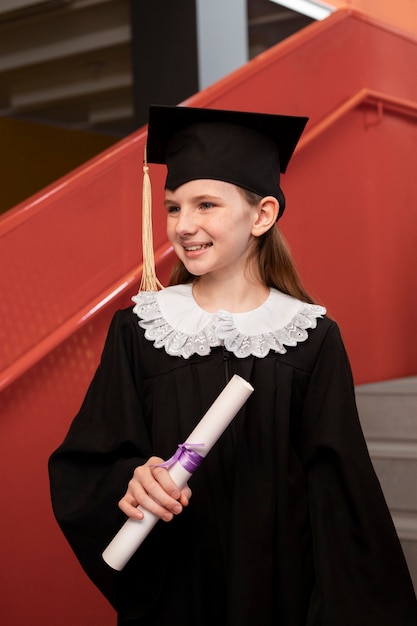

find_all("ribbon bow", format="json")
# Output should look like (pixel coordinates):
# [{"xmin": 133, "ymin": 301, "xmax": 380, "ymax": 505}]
[{"xmin": 158, "ymin": 442, "xmax": 205, "ymax": 473}]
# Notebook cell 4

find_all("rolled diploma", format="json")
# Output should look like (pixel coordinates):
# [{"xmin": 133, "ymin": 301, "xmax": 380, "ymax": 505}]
[{"xmin": 102, "ymin": 374, "xmax": 254, "ymax": 571}]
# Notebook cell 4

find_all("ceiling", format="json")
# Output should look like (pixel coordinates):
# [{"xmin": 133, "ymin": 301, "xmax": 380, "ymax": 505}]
[
  {"xmin": 0, "ymin": 0, "xmax": 312, "ymax": 138},
  {"xmin": 0, "ymin": 0, "xmax": 134, "ymax": 136}
]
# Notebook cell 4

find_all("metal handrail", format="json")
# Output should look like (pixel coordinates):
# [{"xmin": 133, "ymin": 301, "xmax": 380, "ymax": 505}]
[{"xmin": 298, "ymin": 88, "xmax": 417, "ymax": 151}]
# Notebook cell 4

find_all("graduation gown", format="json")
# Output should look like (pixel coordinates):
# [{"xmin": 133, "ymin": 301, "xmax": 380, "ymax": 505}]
[{"xmin": 48, "ymin": 287, "xmax": 417, "ymax": 625}]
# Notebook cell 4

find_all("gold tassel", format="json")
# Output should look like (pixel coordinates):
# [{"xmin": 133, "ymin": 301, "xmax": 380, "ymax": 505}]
[{"xmin": 139, "ymin": 145, "xmax": 164, "ymax": 292}]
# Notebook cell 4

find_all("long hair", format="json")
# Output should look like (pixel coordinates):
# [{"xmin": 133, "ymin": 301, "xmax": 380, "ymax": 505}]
[{"xmin": 169, "ymin": 187, "xmax": 315, "ymax": 304}]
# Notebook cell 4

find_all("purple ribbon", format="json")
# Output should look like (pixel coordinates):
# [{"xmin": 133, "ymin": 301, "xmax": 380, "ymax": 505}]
[{"xmin": 159, "ymin": 442, "xmax": 205, "ymax": 473}]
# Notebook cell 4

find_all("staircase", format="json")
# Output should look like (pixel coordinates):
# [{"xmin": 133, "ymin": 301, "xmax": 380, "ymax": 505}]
[{"xmin": 356, "ymin": 377, "xmax": 417, "ymax": 590}]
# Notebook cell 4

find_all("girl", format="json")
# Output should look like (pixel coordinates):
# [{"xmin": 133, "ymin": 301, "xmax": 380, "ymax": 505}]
[{"xmin": 49, "ymin": 105, "xmax": 417, "ymax": 626}]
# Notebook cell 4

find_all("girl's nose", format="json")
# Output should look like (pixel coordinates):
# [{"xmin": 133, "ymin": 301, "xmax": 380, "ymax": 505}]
[{"xmin": 176, "ymin": 209, "xmax": 197, "ymax": 235}]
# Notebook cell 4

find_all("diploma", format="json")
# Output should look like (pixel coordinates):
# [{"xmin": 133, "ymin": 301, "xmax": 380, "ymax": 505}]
[{"xmin": 102, "ymin": 374, "xmax": 254, "ymax": 571}]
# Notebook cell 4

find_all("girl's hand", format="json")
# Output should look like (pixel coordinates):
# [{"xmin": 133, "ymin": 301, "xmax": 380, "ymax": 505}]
[{"xmin": 118, "ymin": 456, "xmax": 192, "ymax": 522}]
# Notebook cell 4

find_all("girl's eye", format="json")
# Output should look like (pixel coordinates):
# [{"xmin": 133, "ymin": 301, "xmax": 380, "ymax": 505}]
[
  {"xmin": 166, "ymin": 205, "xmax": 180, "ymax": 214},
  {"xmin": 200, "ymin": 202, "xmax": 214, "ymax": 209}
]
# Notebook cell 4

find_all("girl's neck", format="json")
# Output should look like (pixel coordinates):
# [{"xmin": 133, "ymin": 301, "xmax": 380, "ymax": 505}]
[{"xmin": 192, "ymin": 274, "xmax": 269, "ymax": 313}]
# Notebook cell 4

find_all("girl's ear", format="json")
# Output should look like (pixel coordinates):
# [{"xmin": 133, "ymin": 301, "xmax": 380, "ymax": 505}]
[{"xmin": 251, "ymin": 196, "xmax": 279, "ymax": 237}]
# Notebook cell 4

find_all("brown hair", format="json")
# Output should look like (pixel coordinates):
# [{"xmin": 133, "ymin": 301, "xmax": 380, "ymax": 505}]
[{"xmin": 169, "ymin": 187, "xmax": 315, "ymax": 304}]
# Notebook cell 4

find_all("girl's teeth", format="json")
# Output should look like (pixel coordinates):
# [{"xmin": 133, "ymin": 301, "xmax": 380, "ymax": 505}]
[{"xmin": 186, "ymin": 244, "xmax": 210, "ymax": 251}]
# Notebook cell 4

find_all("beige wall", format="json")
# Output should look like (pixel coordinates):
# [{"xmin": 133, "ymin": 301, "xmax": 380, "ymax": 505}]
[{"xmin": 328, "ymin": 0, "xmax": 417, "ymax": 37}]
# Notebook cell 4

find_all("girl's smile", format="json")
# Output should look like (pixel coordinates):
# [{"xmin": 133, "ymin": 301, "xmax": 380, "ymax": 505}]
[{"xmin": 183, "ymin": 242, "xmax": 213, "ymax": 254}]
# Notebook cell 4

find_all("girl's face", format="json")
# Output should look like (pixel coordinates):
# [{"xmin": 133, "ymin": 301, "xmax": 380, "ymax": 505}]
[{"xmin": 165, "ymin": 179, "xmax": 259, "ymax": 281}]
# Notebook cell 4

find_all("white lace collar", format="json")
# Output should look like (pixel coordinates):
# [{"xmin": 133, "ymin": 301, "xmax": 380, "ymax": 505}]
[{"xmin": 132, "ymin": 284, "xmax": 326, "ymax": 359}]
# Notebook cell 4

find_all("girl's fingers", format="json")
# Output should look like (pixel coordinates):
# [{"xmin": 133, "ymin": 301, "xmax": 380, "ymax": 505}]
[
  {"xmin": 179, "ymin": 485, "xmax": 192, "ymax": 507},
  {"xmin": 118, "ymin": 495, "xmax": 144, "ymax": 520},
  {"xmin": 118, "ymin": 458, "xmax": 186, "ymax": 521}
]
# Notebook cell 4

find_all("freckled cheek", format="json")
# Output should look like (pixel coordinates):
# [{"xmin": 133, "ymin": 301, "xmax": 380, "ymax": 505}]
[
  {"xmin": 166, "ymin": 220, "xmax": 176, "ymax": 243},
  {"xmin": 166, "ymin": 225, "xmax": 185, "ymax": 256}
]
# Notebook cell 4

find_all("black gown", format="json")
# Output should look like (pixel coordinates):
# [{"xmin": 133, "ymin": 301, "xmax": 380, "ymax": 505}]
[{"xmin": 48, "ymin": 305, "xmax": 417, "ymax": 625}]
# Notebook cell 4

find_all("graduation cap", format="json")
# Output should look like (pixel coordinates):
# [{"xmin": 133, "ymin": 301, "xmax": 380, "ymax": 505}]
[{"xmin": 140, "ymin": 105, "xmax": 308, "ymax": 291}]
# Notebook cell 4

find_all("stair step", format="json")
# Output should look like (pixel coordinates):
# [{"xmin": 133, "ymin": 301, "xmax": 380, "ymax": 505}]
[{"xmin": 355, "ymin": 377, "xmax": 417, "ymax": 590}]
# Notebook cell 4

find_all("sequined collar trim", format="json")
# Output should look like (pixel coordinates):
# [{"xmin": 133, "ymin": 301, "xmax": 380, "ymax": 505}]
[{"xmin": 132, "ymin": 284, "xmax": 326, "ymax": 359}]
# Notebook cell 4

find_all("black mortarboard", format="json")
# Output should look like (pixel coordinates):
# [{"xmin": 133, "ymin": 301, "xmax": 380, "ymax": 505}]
[{"xmin": 146, "ymin": 105, "xmax": 308, "ymax": 219}]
